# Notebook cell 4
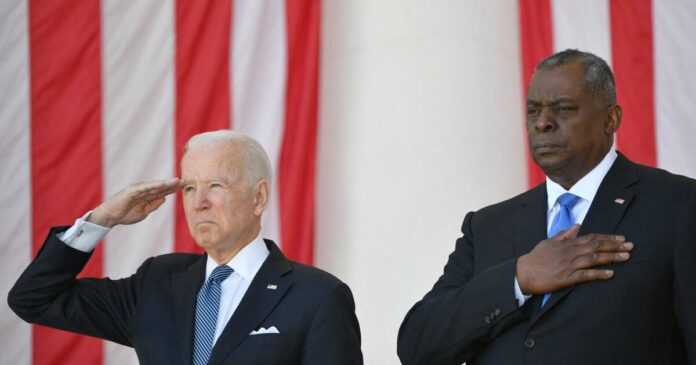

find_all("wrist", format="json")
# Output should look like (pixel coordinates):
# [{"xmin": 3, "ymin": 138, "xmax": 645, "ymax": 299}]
[
  {"xmin": 86, "ymin": 207, "xmax": 114, "ymax": 228},
  {"xmin": 515, "ymin": 255, "xmax": 531, "ymax": 295}
]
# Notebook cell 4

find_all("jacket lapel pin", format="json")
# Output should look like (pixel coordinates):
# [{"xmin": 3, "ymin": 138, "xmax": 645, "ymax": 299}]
[
  {"xmin": 614, "ymin": 198, "xmax": 625, "ymax": 204},
  {"xmin": 267, "ymin": 284, "xmax": 277, "ymax": 290}
]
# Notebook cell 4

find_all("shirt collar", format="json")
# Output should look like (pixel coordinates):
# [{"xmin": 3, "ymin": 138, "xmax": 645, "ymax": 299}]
[
  {"xmin": 546, "ymin": 148, "xmax": 618, "ymax": 212},
  {"xmin": 204, "ymin": 233, "xmax": 270, "ymax": 280}
]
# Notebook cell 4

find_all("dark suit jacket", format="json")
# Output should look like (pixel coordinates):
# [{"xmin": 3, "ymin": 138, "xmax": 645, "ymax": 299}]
[
  {"xmin": 8, "ymin": 233, "xmax": 363, "ymax": 365},
  {"xmin": 398, "ymin": 153, "xmax": 696, "ymax": 365}
]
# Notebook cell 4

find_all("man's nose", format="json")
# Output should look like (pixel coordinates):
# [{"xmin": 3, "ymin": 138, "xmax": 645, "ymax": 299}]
[
  {"xmin": 193, "ymin": 189, "xmax": 210, "ymax": 210},
  {"xmin": 534, "ymin": 108, "xmax": 556, "ymax": 132}
]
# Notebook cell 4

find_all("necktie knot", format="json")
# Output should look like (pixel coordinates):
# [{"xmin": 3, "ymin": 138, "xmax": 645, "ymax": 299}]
[
  {"xmin": 210, "ymin": 265, "xmax": 233, "ymax": 284},
  {"xmin": 557, "ymin": 193, "xmax": 580, "ymax": 208}
]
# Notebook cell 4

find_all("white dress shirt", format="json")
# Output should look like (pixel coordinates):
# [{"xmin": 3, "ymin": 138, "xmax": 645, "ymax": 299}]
[
  {"xmin": 205, "ymin": 235, "xmax": 269, "ymax": 343},
  {"xmin": 513, "ymin": 148, "xmax": 618, "ymax": 306},
  {"xmin": 58, "ymin": 214, "xmax": 270, "ymax": 345}
]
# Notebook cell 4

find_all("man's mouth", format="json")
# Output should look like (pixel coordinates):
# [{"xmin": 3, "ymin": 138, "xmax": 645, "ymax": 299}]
[{"xmin": 533, "ymin": 142, "xmax": 563, "ymax": 154}]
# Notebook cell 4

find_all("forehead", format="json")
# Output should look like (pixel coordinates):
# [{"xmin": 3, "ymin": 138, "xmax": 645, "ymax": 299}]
[
  {"xmin": 181, "ymin": 142, "xmax": 243, "ymax": 177},
  {"xmin": 527, "ymin": 63, "xmax": 588, "ymax": 103}
]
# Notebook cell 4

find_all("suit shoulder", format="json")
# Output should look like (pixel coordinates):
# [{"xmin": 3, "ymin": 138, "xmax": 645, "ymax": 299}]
[
  {"xmin": 470, "ymin": 184, "xmax": 543, "ymax": 218},
  {"xmin": 265, "ymin": 240, "xmax": 352, "ymax": 300},
  {"xmin": 283, "ymin": 261, "xmax": 357, "ymax": 325},
  {"xmin": 287, "ymin": 260, "xmax": 346, "ymax": 288},
  {"xmin": 633, "ymin": 163, "xmax": 696, "ymax": 192},
  {"xmin": 135, "ymin": 252, "xmax": 202, "ymax": 275},
  {"xmin": 282, "ymin": 261, "xmax": 354, "ymax": 301}
]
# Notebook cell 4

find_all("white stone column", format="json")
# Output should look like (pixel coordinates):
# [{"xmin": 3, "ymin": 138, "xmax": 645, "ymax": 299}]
[{"xmin": 317, "ymin": 1, "xmax": 527, "ymax": 363}]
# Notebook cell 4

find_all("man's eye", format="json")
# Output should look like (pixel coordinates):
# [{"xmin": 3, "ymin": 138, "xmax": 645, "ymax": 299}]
[
  {"xmin": 183, "ymin": 186, "xmax": 194, "ymax": 193},
  {"xmin": 209, "ymin": 183, "xmax": 223, "ymax": 189},
  {"xmin": 557, "ymin": 106, "xmax": 576, "ymax": 113},
  {"xmin": 526, "ymin": 108, "xmax": 540, "ymax": 116}
]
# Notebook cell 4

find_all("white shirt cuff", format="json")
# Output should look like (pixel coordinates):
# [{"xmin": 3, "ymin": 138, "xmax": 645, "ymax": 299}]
[
  {"xmin": 57, "ymin": 211, "xmax": 110, "ymax": 252},
  {"xmin": 514, "ymin": 276, "xmax": 532, "ymax": 307}
]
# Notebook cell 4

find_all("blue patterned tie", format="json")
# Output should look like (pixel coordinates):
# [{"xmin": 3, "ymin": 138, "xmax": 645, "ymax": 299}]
[
  {"xmin": 192, "ymin": 265, "xmax": 234, "ymax": 365},
  {"xmin": 541, "ymin": 193, "xmax": 580, "ymax": 307}
]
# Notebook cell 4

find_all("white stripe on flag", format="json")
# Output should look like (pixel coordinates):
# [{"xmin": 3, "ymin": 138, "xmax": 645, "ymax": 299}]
[
  {"xmin": 231, "ymin": 0, "xmax": 288, "ymax": 246},
  {"xmin": 551, "ymin": 0, "xmax": 613, "ymax": 64},
  {"xmin": 102, "ymin": 1, "xmax": 176, "ymax": 364},
  {"xmin": 551, "ymin": 0, "xmax": 619, "ymax": 151},
  {"xmin": 654, "ymin": 0, "xmax": 696, "ymax": 179},
  {"xmin": 0, "ymin": 0, "xmax": 32, "ymax": 363}
]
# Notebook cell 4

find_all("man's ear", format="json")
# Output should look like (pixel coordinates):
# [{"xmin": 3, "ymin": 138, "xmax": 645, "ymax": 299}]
[
  {"xmin": 606, "ymin": 104, "xmax": 622, "ymax": 135},
  {"xmin": 253, "ymin": 180, "xmax": 269, "ymax": 216}
]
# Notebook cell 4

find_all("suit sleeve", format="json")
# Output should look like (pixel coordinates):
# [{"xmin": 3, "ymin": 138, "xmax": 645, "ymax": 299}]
[
  {"xmin": 673, "ymin": 193, "xmax": 696, "ymax": 364},
  {"xmin": 7, "ymin": 227, "xmax": 146, "ymax": 347},
  {"xmin": 302, "ymin": 281, "xmax": 363, "ymax": 365},
  {"xmin": 397, "ymin": 211, "xmax": 529, "ymax": 365}
]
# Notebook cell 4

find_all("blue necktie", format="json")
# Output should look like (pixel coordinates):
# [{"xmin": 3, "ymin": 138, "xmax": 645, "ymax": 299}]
[
  {"xmin": 541, "ymin": 193, "xmax": 580, "ymax": 307},
  {"xmin": 192, "ymin": 265, "xmax": 234, "ymax": 365}
]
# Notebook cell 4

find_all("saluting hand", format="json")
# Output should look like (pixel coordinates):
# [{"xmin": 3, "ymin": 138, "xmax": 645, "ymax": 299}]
[{"xmin": 87, "ymin": 178, "xmax": 185, "ymax": 228}]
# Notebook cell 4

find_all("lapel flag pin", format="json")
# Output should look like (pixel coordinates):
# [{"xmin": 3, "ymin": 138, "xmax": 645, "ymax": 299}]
[
  {"xmin": 267, "ymin": 284, "xmax": 277, "ymax": 290},
  {"xmin": 614, "ymin": 198, "xmax": 625, "ymax": 204}
]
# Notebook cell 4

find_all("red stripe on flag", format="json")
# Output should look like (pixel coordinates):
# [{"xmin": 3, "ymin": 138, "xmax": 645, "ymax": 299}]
[
  {"xmin": 280, "ymin": 0, "xmax": 320, "ymax": 265},
  {"xmin": 29, "ymin": 1, "xmax": 104, "ymax": 364},
  {"xmin": 610, "ymin": 0, "xmax": 656, "ymax": 166},
  {"xmin": 174, "ymin": 0, "xmax": 233, "ymax": 253},
  {"xmin": 519, "ymin": 0, "xmax": 553, "ymax": 187}
]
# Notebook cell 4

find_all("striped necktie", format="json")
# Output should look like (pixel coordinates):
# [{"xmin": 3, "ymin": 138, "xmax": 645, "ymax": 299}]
[
  {"xmin": 192, "ymin": 265, "xmax": 234, "ymax": 365},
  {"xmin": 541, "ymin": 193, "xmax": 580, "ymax": 307}
]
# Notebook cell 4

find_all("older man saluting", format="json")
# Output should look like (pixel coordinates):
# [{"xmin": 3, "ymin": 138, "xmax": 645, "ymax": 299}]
[
  {"xmin": 398, "ymin": 49, "xmax": 696, "ymax": 365},
  {"xmin": 9, "ymin": 130, "xmax": 363, "ymax": 365}
]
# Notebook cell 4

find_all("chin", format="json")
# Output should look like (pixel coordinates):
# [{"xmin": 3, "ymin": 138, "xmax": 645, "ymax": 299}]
[
  {"xmin": 535, "ymin": 161, "xmax": 568, "ymax": 177},
  {"xmin": 192, "ymin": 234, "xmax": 217, "ymax": 247}
]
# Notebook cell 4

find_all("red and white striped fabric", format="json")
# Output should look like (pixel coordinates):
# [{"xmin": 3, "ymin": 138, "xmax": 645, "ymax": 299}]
[
  {"xmin": 520, "ymin": 0, "xmax": 696, "ymax": 187},
  {"xmin": 0, "ymin": 0, "xmax": 319, "ymax": 364},
  {"xmin": 3, "ymin": 1, "xmax": 696, "ymax": 364}
]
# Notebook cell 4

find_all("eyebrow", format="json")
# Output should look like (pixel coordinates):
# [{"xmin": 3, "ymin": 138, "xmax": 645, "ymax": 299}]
[
  {"xmin": 526, "ymin": 97, "xmax": 576, "ymax": 106},
  {"xmin": 182, "ymin": 177, "xmax": 231, "ymax": 185}
]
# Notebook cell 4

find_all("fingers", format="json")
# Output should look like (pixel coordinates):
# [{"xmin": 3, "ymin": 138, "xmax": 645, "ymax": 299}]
[
  {"xmin": 564, "ymin": 234, "xmax": 634, "ymax": 284},
  {"xmin": 522, "ymin": 229, "xmax": 636, "ymax": 292},
  {"xmin": 571, "ymin": 251, "xmax": 630, "ymax": 269},
  {"xmin": 576, "ymin": 234, "xmax": 633, "ymax": 255},
  {"xmin": 567, "ymin": 269, "xmax": 614, "ymax": 285},
  {"xmin": 565, "ymin": 232, "xmax": 633, "ymax": 269},
  {"xmin": 552, "ymin": 226, "xmax": 630, "ymax": 251},
  {"xmin": 128, "ymin": 178, "xmax": 184, "ymax": 201},
  {"xmin": 137, "ymin": 178, "xmax": 182, "ymax": 195}
]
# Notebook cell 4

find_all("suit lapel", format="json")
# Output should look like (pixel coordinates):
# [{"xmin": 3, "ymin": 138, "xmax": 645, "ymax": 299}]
[
  {"xmin": 577, "ymin": 153, "xmax": 637, "ymax": 237},
  {"xmin": 532, "ymin": 153, "xmax": 638, "ymax": 319},
  {"xmin": 208, "ymin": 240, "xmax": 292, "ymax": 365},
  {"xmin": 510, "ymin": 185, "xmax": 550, "ymax": 326},
  {"xmin": 172, "ymin": 255, "xmax": 206, "ymax": 365},
  {"xmin": 513, "ymin": 184, "xmax": 548, "ymax": 257}
]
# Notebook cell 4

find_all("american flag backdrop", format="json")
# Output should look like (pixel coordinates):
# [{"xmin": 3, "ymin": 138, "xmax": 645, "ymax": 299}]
[
  {"xmin": 1, "ymin": 0, "xmax": 696, "ymax": 364},
  {"xmin": 520, "ymin": 0, "xmax": 696, "ymax": 187},
  {"xmin": 1, "ymin": 0, "xmax": 318, "ymax": 364}
]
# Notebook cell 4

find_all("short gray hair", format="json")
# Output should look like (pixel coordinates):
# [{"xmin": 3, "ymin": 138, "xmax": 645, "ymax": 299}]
[
  {"xmin": 535, "ymin": 49, "xmax": 616, "ymax": 105},
  {"xmin": 184, "ymin": 130, "xmax": 273, "ymax": 186}
]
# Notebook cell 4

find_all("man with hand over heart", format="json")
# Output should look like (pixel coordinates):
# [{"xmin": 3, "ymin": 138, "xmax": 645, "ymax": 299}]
[{"xmin": 398, "ymin": 50, "xmax": 696, "ymax": 365}]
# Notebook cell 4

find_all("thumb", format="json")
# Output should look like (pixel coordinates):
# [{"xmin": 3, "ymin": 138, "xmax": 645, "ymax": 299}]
[{"xmin": 144, "ymin": 197, "xmax": 167, "ymax": 214}]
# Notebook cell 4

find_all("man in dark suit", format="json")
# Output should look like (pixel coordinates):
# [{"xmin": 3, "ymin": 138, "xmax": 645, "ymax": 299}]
[
  {"xmin": 398, "ymin": 49, "xmax": 696, "ymax": 364},
  {"xmin": 9, "ymin": 130, "xmax": 363, "ymax": 365}
]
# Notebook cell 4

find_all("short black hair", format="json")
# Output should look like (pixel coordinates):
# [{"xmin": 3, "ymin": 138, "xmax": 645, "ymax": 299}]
[{"xmin": 535, "ymin": 49, "xmax": 616, "ymax": 105}]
